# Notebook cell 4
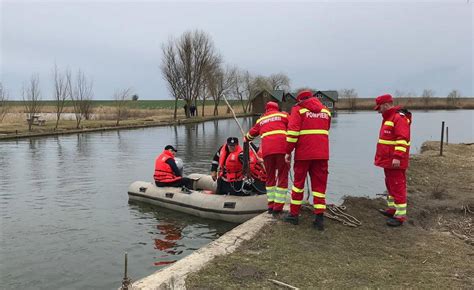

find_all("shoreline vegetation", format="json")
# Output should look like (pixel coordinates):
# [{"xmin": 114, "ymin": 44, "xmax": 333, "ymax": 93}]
[
  {"xmin": 185, "ymin": 141, "xmax": 473, "ymax": 288},
  {"xmin": 0, "ymin": 98, "xmax": 473, "ymax": 140}
]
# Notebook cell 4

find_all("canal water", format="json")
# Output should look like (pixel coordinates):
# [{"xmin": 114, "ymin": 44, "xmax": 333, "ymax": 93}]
[{"xmin": 0, "ymin": 110, "xmax": 472, "ymax": 289}]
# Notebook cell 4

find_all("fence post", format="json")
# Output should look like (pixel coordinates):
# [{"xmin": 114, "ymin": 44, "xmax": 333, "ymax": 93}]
[
  {"xmin": 440, "ymin": 121, "xmax": 445, "ymax": 156},
  {"xmin": 446, "ymin": 126, "xmax": 449, "ymax": 145}
]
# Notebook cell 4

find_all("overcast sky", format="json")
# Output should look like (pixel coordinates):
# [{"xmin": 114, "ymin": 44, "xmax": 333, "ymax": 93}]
[{"xmin": 1, "ymin": 0, "xmax": 472, "ymax": 100}]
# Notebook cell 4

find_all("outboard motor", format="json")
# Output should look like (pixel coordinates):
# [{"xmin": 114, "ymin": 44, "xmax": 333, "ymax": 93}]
[{"xmin": 175, "ymin": 157, "xmax": 184, "ymax": 176}]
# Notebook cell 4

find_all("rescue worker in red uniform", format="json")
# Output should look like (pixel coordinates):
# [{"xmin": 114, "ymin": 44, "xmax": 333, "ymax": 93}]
[
  {"xmin": 374, "ymin": 94, "xmax": 412, "ymax": 227},
  {"xmin": 245, "ymin": 101, "xmax": 289, "ymax": 215},
  {"xmin": 284, "ymin": 90, "xmax": 331, "ymax": 230},
  {"xmin": 154, "ymin": 145, "xmax": 193, "ymax": 189},
  {"xmin": 210, "ymin": 137, "xmax": 266, "ymax": 195}
]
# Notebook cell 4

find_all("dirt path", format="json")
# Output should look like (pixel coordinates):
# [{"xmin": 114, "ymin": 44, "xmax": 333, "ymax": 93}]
[{"xmin": 186, "ymin": 142, "xmax": 473, "ymax": 288}]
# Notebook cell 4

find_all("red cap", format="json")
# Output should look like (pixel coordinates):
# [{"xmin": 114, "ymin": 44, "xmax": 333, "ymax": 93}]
[
  {"xmin": 296, "ymin": 90, "xmax": 313, "ymax": 102},
  {"xmin": 265, "ymin": 101, "xmax": 279, "ymax": 111},
  {"xmin": 374, "ymin": 94, "xmax": 393, "ymax": 110}
]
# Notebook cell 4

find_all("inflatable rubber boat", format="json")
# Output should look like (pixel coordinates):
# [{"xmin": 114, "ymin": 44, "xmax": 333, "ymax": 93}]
[{"xmin": 128, "ymin": 173, "xmax": 268, "ymax": 223}]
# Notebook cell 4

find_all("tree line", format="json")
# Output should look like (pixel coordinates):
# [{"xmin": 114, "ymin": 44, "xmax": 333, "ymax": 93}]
[
  {"xmin": 338, "ymin": 88, "xmax": 463, "ymax": 111},
  {"xmin": 0, "ymin": 65, "xmax": 134, "ymax": 131},
  {"xmin": 161, "ymin": 29, "xmax": 290, "ymax": 119}
]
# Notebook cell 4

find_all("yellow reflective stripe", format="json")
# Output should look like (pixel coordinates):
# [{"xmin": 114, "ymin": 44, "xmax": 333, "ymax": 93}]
[
  {"xmin": 299, "ymin": 108, "xmax": 309, "ymax": 114},
  {"xmin": 395, "ymin": 140, "xmax": 410, "ymax": 146},
  {"xmin": 291, "ymin": 199, "xmax": 303, "ymax": 205},
  {"xmin": 266, "ymin": 186, "xmax": 276, "ymax": 190},
  {"xmin": 245, "ymin": 132, "xmax": 255, "ymax": 140},
  {"xmin": 312, "ymin": 191, "xmax": 325, "ymax": 198},
  {"xmin": 395, "ymin": 203, "xmax": 407, "ymax": 208},
  {"xmin": 384, "ymin": 121, "xmax": 394, "ymax": 127},
  {"xmin": 379, "ymin": 139, "xmax": 411, "ymax": 146},
  {"xmin": 261, "ymin": 130, "xmax": 287, "ymax": 138},
  {"xmin": 256, "ymin": 113, "xmax": 288, "ymax": 124},
  {"xmin": 314, "ymin": 204, "xmax": 326, "ymax": 209},
  {"xmin": 320, "ymin": 109, "xmax": 332, "ymax": 117},
  {"xmin": 287, "ymin": 137, "xmax": 298, "ymax": 143},
  {"xmin": 287, "ymin": 130, "xmax": 300, "ymax": 136},
  {"xmin": 276, "ymin": 187, "xmax": 287, "ymax": 191},
  {"xmin": 395, "ymin": 146, "xmax": 407, "ymax": 152},
  {"xmin": 292, "ymin": 186, "xmax": 304, "ymax": 193},
  {"xmin": 274, "ymin": 192, "xmax": 287, "ymax": 198},
  {"xmin": 299, "ymin": 129, "xmax": 329, "ymax": 135},
  {"xmin": 378, "ymin": 139, "xmax": 396, "ymax": 145},
  {"xmin": 387, "ymin": 202, "xmax": 395, "ymax": 207}
]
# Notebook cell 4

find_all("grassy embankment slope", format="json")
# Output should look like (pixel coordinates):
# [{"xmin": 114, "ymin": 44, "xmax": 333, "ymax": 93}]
[
  {"xmin": 0, "ymin": 100, "xmax": 247, "ymax": 137},
  {"xmin": 186, "ymin": 141, "xmax": 473, "ymax": 288}
]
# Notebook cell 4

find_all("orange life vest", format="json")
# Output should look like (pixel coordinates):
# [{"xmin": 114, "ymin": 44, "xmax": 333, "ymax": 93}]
[
  {"xmin": 249, "ymin": 150, "xmax": 267, "ymax": 182},
  {"xmin": 153, "ymin": 150, "xmax": 181, "ymax": 183},
  {"xmin": 218, "ymin": 144, "xmax": 243, "ymax": 182}
]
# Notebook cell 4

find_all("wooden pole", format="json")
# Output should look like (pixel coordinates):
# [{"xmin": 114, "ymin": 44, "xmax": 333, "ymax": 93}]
[
  {"xmin": 446, "ymin": 126, "xmax": 449, "ymax": 145},
  {"xmin": 440, "ymin": 121, "xmax": 445, "ymax": 156}
]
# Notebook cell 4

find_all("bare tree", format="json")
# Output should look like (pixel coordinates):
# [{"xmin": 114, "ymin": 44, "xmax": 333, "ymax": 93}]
[
  {"xmin": 339, "ymin": 88, "xmax": 358, "ymax": 111},
  {"xmin": 68, "ymin": 70, "xmax": 94, "ymax": 129},
  {"xmin": 0, "ymin": 82, "xmax": 9, "ymax": 123},
  {"xmin": 207, "ymin": 65, "xmax": 237, "ymax": 116},
  {"xmin": 53, "ymin": 64, "xmax": 69, "ymax": 130},
  {"xmin": 22, "ymin": 75, "xmax": 42, "ymax": 131},
  {"xmin": 231, "ymin": 70, "xmax": 251, "ymax": 113},
  {"xmin": 113, "ymin": 88, "xmax": 132, "ymax": 126},
  {"xmin": 421, "ymin": 89, "xmax": 434, "ymax": 105},
  {"xmin": 161, "ymin": 30, "xmax": 221, "ymax": 119},
  {"xmin": 269, "ymin": 73, "xmax": 290, "ymax": 91},
  {"xmin": 447, "ymin": 89, "xmax": 461, "ymax": 108}
]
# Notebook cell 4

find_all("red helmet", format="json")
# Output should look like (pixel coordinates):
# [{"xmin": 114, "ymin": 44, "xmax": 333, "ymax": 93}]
[
  {"xmin": 265, "ymin": 101, "xmax": 279, "ymax": 111},
  {"xmin": 296, "ymin": 90, "xmax": 313, "ymax": 102},
  {"xmin": 374, "ymin": 94, "xmax": 393, "ymax": 110}
]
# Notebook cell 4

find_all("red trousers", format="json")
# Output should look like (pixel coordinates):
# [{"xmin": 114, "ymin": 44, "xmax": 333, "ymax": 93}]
[
  {"xmin": 263, "ymin": 154, "xmax": 289, "ymax": 211},
  {"xmin": 384, "ymin": 168, "xmax": 407, "ymax": 221},
  {"xmin": 290, "ymin": 159, "xmax": 328, "ymax": 216}
]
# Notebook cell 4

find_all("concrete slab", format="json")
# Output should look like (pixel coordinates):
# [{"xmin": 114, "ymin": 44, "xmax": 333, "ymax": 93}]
[{"xmin": 128, "ymin": 212, "xmax": 274, "ymax": 290}]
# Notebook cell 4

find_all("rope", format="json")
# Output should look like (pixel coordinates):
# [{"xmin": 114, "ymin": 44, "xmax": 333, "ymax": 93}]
[{"xmin": 324, "ymin": 204, "xmax": 362, "ymax": 227}]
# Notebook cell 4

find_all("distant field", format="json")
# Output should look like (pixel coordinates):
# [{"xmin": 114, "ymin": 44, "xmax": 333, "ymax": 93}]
[{"xmin": 5, "ymin": 99, "xmax": 241, "ymax": 109}]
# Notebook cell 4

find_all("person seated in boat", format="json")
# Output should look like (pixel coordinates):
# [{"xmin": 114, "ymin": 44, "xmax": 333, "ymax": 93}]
[
  {"xmin": 210, "ymin": 137, "xmax": 266, "ymax": 196},
  {"xmin": 154, "ymin": 145, "xmax": 193, "ymax": 190}
]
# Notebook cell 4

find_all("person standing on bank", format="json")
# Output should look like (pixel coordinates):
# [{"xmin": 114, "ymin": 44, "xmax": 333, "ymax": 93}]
[
  {"xmin": 284, "ymin": 90, "xmax": 331, "ymax": 231},
  {"xmin": 245, "ymin": 101, "xmax": 289, "ymax": 216},
  {"xmin": 154, "ymin": 145, "xmax": 193, "ymax": 189},
  {"xmin": 374, "ymin": 94, "xmax": 412, "ymax": 227}
]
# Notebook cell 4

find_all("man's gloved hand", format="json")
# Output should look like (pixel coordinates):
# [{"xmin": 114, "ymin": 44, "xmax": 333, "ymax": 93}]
[
  {"xmin": 211, "ymin": 171, "xmax": 217, "ymax": 181},
  {"xmin": 285, "ymin": 154, "xmax": 291, "ymax": 164}
]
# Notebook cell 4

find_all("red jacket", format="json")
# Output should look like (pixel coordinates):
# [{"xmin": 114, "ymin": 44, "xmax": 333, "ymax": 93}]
[
  {"xmin": 286, "ymin": 97, "xmax": 331, "ymax": 160},
  {"xmin": 374, "ymin": 106, "xmax": 412, "ymax": 169},
  {"xmin": 218, "ymin": 144, "xmax": 244, "ymax": 182},
  {"xmin": 154, "ymin": 150, "xmax": 182, "ymax": 183},
  {"xmin": 245, "ymin": 106, "xmax": 289, "ymax": 157}
]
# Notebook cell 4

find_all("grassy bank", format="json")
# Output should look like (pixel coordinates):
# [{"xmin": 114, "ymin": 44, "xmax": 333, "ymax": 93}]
[
  {"xmin": 0, "ymin": 104, "xmax": 248, "ymax": 139},
  {"xmin": 337, "ymin": 97, "xmax": 474, "ymax": 110},
  {"xmin": 186, "ymin": 142, "xmax": 473, "ymax": 288}
]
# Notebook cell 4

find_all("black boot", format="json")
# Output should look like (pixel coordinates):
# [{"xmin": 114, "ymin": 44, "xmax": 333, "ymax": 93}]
[
  {"xmin": 386, "ymin": 217, "xmax": 403, "ymax": 227},
  {"xmin": 313, "ymin": 213, "xmax": 324, "ymax": 231},
  {"xmin": 267, "ymin": 208, "xmax": 273, "ymax": 214},
  {"xmin": 283, "ymin": 213, "xmax": 299, "ymax": 225},
  {"xmin": 272, "ymin": 210, "xmax": 283, "ymax": 219},
  {"xmin": 378, "ymin": 209, "xmax": 394, "ymax": 218}
]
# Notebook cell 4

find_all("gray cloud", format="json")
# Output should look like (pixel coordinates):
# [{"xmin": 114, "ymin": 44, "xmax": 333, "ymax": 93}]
[{"xmin": 1, "ymin": 1, "xmax": 472, "ymax": 99}]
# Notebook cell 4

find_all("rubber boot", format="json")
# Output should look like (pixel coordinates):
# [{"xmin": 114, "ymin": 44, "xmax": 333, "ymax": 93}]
[
  {"xmin": 272, "ymin": 210, "xmax": 283, "ymax": 219},
  {"xmin": 267, "ymin": 208, "xmax": 273, "ymax": 214},
  {"xmin": 313, "ymin": 213, "xmax": 324, "ymax": 231},
  {"xmin": 378, "ymin": 209, "xmax": 394, "ymax": 218},
  {"xmin": 283, "ymin": 213, "xmax": 299, "ymax": 225},
  {"xmin": 386, "ymin": 217, "xmax": 403, "ymax": 227}
]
